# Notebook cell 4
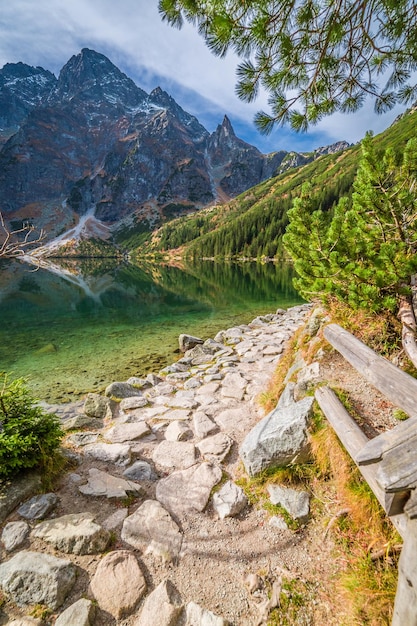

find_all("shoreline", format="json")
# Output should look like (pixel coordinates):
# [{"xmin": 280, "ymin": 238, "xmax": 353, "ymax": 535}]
[{"xmin": 1, "ymin": 303, "xmax": 316, "ymax": 626}]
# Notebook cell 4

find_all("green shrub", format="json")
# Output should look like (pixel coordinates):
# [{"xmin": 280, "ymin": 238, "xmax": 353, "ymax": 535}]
[{"xmin": 0, "ymin": 374, "xmax": 63, "ymax": 478}]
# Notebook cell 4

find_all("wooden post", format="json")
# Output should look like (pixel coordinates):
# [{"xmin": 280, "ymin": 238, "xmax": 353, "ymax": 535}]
[{"xmin": 393, "ymin": 517, "xmax": 417, "ymax": 626}]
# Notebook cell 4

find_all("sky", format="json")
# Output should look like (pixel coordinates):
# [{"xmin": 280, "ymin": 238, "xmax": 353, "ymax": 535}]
[{"xmin": 0, "ymin": 0, "xmax": 408, "ymax": 153}]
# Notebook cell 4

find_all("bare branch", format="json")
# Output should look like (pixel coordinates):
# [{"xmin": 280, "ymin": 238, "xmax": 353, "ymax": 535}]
[{"xmin": 0, "ymin": 211, "xmax": 46, "ymax": 260}]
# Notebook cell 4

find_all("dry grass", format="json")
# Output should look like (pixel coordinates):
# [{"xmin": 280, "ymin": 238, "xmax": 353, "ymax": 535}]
[
  {"xmin": 310, "ymin": 424, "xmax": 401, "ymax": 625},
  {"xmin": 256, "ymin": 305, "xmax": 403, "ymax": 625},
  {"xmin": 323, "ymin": 296, "xmax": 402, "ymax": 357}
]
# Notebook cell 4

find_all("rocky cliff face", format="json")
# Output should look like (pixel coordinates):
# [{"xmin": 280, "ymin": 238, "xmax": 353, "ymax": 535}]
[
  {"xmin": 0, "ymin": 48, "xmax": 350, "ymax": 239},
  {"xmin": 0, "ymin": 62, "xmax": 56, "ymax": 142}
]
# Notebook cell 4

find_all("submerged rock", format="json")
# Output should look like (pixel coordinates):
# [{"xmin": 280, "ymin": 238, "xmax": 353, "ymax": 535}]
[
  {"xmin": 83, "ymin": 392, "xmax": 112, "ymax": 419},
  {"xmin": 179, "ymin": 334, "xmax": 204, "ymax": 352}
]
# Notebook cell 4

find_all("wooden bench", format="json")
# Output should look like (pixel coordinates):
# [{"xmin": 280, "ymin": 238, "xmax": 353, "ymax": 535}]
[{"xmin": 315, "ymin": 323, "xmax": 417, "ymax": 626}]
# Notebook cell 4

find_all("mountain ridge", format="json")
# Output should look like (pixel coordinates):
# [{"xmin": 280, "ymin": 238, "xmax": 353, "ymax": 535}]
[
  {"xmin": 143, "ymin": 104, "xmax": 417, "ymax": 261},
  {"xmin": 0, "ymin": 48, "xmax": 350, "ymax": 247}
]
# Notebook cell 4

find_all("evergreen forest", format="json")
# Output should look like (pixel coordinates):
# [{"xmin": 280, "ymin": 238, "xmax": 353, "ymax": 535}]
[{"xmin": 132, "ymin": 106, "xmax": 417, "ymax": 263}]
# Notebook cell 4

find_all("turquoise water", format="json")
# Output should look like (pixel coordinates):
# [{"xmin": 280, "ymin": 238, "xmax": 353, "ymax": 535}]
[{"xmin": 0, "ymin": 259, "xmax": 302, "ymax": 402}]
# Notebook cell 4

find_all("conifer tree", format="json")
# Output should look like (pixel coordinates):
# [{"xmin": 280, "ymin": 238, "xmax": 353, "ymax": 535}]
[{"xmin": 283, "ymin": 133, "xmax": 417, "ymax": 362}]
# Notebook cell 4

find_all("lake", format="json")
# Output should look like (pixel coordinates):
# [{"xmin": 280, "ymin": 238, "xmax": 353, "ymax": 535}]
[{"xmin": 0, "ymin": 258, "xmax": 302, "ymax": 403}]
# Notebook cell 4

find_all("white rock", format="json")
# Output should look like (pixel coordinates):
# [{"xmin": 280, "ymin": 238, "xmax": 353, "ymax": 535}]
[
  {"xmin": 196, "ymin": 433, "xmax": 233, "ymax": 462},
  {"xmin": 154, "ymin": 408, "xmax": 191, "ymax": 421},
  {"xmin": 214, "ymin": 406, "xmax": 253, "ymax": 434},
  {"xmin": 239, "ymin": 383, "xmax": 314, "ymax": 476},
  {"xmin": 153, "ymin": 440, "xmax": 197, "ymax": 470},
  {"xmin": 1, "ymin": 521, "xmax": 29, "ymax": 551},
  {"xmin": 83, "ymin": 442, "xmax": 131, "ymax": 466},
  {"xmin": 55, "ymin": 598, "xmax": 95, "ymax": 626},
  {"xmin": 160, "ymin": 395, "xmax": 198, "ymax": 410},
  {"xmin": 267, "ymin": 484, "xmax": 310, "ymax": 523},
  {"xmin": 31, "ymin": 512, "xmax": 110, "ymax": 555},
  {"xmin": 121, "ymin": 500, "xmax": 183, "ymax": 561},
  {"xmin": 102, "ymin": 508, "xmax": 129, "ymax": 530},
  {"xmin": 134, "ymin": 579, "xmax": 183, "ymax": 626},
  {"xmin": 193, "ymin": 411, "xmax": 218, "ymax": 439},
  {"xmin": 105, "ymin": 421, "xmax": 151, "ymax": 443},
  {"xmin": 156, "ymin": 462, "xmax": 222, "ymax": 518},
  {"xmin": 165, "ymin": 420, "xmax": 193, "ymax": 441},
  {"xmin": 212, "ymin": 481, "xmax": 248, "ymax": 519},
  {"xmin": 120, "ymin": 395, "xmax": 148, "ymax": 411},
  {"xmin": 186, "ymin": 601, "xmax": 226, "ymax": 625},
  {"xmin": 78, "ymin": 468, "xmax": 143, "ymax": 498},
  {"xmin": 269, "ymin": 516, "xmax": 289, "ymax": 530}
]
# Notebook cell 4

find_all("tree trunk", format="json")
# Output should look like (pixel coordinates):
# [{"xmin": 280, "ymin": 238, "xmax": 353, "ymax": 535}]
[{"xmin": 398, "ymin": 293, "xmax": 417, "ymax": 369}]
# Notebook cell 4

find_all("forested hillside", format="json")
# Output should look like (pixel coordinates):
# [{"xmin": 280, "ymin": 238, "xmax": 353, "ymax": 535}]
[{"xmin": 135, "ymin": 107, "xmax": 417, "ymax": 260}]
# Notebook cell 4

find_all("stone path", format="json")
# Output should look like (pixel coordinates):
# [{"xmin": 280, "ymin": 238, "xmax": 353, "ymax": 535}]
[{"xmin": 0, "ymin": 305, "xmax": 313, "ymax": 626}]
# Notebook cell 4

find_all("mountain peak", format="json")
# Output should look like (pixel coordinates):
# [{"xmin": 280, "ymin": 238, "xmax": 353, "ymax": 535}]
[
  {"xmin": 0, "ymin": 62, "xmax": 56, "ymax": 130},
  {"xmin": 149, "ymin": 86, "xmax": 208, "ymax": 141},
  {"xmin": 49, "ymin": 48, "xmax": 147, "ymax": 108},
  {"xmin": 221, "ymin": 115, "xmax": 235, "ymax": 136}
]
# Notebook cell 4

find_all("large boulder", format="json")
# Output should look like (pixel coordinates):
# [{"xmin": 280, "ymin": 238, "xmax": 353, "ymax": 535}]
[
  {"xmin": 0, "ymin": 551, "xmax": 76, "ymax": 609},
  {"xmin": 239, "ymin": 383, "xmax": 314, "ymax": 476}
]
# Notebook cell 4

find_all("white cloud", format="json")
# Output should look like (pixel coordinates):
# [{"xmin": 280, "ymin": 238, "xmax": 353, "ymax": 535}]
[{"xmin": 0, "ymin": 0, "xmax": 410, "ymax": 153}]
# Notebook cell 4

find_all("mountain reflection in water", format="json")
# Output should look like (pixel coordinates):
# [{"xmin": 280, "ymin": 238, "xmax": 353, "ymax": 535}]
[{"xmin": 0, "ymin": 259, "xmax": 302, "ymax": 403}]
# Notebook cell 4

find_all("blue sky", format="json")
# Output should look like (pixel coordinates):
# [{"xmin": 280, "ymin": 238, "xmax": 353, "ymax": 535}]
[{"xmin": 0, "ymin": 0, "xmax": 407, "ymax": 153}]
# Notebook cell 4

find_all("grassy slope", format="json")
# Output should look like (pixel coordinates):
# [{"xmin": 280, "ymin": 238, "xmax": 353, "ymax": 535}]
[{"xmin": 135, "ymin": 108, "xmax": 417, "ymax": 260}]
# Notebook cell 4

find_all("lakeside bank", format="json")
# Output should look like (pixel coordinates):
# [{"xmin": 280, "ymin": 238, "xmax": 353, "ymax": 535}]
[{"xmin": 1, "ymin": 303, "xmax": 335, "ymax": 626}]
